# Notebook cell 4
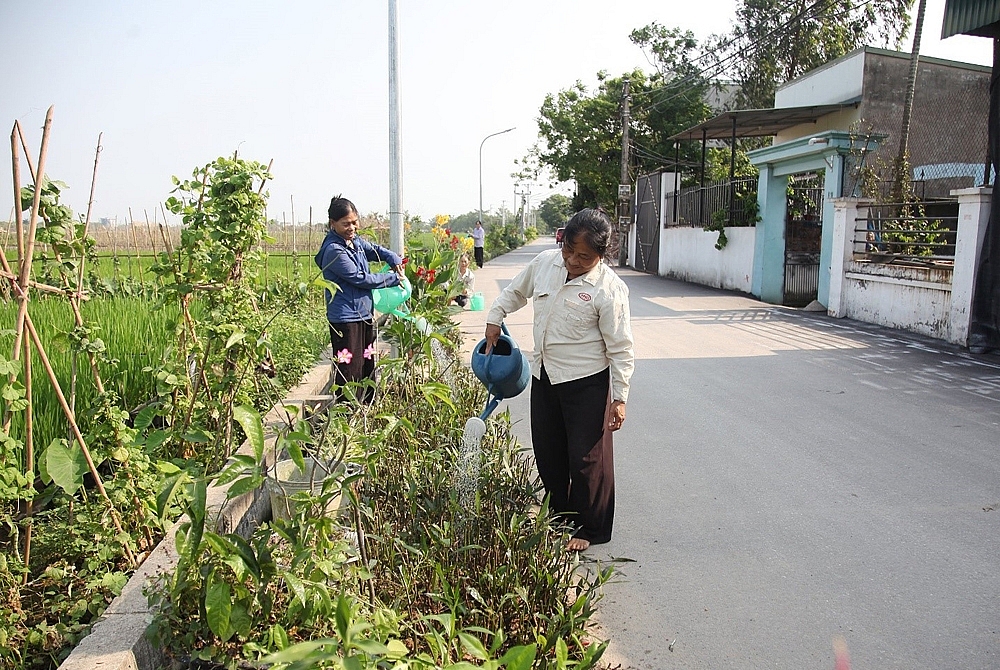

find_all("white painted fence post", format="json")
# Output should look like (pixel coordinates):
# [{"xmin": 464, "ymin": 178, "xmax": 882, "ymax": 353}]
[
  {"xmin": 948, "ymin": 187, "xmax": 992, "ymax": 345},
  {"xmin": 827, "ymin": 198, "xmax": 865, "ymax": 317}
]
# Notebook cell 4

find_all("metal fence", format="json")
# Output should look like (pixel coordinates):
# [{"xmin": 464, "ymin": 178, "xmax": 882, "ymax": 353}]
[
  {"xmin": 673, "ymin": 177, "xmax": 758, "ymax": 227},
  {"xmin": 853, "ymin": 201, "xmax": 959, "ymax": 265}
]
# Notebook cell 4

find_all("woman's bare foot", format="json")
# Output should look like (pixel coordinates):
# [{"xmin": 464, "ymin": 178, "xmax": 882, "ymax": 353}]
[{"xmin": 567, "ymin": 537, "xmax": 590, "ymax": 552}]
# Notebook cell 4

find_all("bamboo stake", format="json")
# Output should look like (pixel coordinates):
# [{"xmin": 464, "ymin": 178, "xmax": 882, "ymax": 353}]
[
  {"xmin": 144, "ymin": 208, "xmax": 156, "ymax": 255},
  {"xmin": 111, "ymin": 217, "xmax": 121, "ymax": 283},
  {"xmin": 11, "ymin": 107, "xmax": 53, "ymax": 391},
  {"xmin": 20, "ymin": 308, "xmax": 134, "ymax": 565},
  {"xmin": 20, "ymin": 330, "xmax": 33, "ymax": 579},
  {"xmin": 121, "ymin": 216, "xmax": 133, "ymax": 278},
  {"xmin": 159, "ymin": 202, "xmax": 173, "ymax": 248},
  {"xmin": 75, "ymin": 132, "xmax": 102, "ymax": 298},
  {"xmin": 0, "ymin": 269, "xmax": 86, "ymax": 297},
  {"xmin": 14, "ymin": 120, "xmax": 36, "ymax": 183},
  {"xmin": 128, "ymin": 208, "xmax": 141, "ymax": 279},
  {"xmin": 282, "ymin": 212, "xmax": 289, "ymax": 278},
  {"xmin": 257, "ymin": 158, "xmax": 273, "ymax": 195},
  {"xmin": 10, "ymin": 125, "xmax": 25, "ymax": 330}
]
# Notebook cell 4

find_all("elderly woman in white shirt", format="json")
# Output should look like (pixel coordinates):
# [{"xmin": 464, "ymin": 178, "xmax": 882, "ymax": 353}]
[{"xmin": 483, "ymin": 208, "xmax": 634, "ymax": 551}]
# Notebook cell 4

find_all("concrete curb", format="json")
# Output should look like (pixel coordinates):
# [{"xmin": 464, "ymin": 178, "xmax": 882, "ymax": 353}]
[{"xmin": 57, "ymin": 355, "xmax": 335, "ymax": 670}]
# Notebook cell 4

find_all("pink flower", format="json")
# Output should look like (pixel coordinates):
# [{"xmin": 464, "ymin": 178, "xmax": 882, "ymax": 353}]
[
  {"xmin": 335, "ymin": 348, "xmax": 353, "ymax": 365},
  {"xmin": 363, "ymin": 343, "xmax": 377, "ymax": 360}
]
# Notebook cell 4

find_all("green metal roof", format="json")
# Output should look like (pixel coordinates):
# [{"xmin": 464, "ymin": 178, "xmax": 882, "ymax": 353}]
[{"xmin": 942, "ymin": 0, "xmax": 1000, "ymax": 39}]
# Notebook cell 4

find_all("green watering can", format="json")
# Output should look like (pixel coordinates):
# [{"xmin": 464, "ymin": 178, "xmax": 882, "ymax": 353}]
[{"xmin": 372, "ymin": 276, "xmax": 412, "ymax": 318}]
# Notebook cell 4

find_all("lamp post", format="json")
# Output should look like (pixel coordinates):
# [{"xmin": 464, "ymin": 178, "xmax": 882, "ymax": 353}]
[{"xmin": 479, "ymin": 127, "xmax": 515, "ymax": 224}]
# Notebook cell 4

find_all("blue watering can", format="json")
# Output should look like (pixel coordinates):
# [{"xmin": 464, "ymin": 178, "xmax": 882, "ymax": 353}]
[{"xmin": 471, "ymin": 322, "xmax": 530, "ymax": 421}]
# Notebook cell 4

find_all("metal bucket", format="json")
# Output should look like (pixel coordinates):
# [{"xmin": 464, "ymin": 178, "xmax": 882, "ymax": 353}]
[{"xmin": 265, "ymin": 457, "xmax": 357, "ymax": 522}]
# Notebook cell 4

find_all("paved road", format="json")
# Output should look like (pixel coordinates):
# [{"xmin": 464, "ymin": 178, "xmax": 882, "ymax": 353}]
[{"xmin": 456, "ymin": 237, "xmax": 1000, "ymax": 669}]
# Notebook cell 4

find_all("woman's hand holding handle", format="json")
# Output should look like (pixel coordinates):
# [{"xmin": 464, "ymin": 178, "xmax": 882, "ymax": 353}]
[{"xmin": 484, "ymin": 323, "xmax": 501, "ymax": 354}]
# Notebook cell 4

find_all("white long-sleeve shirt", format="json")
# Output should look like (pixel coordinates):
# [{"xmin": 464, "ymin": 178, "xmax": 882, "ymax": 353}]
[{"xmin": 486, "ymin": 249, "xmax": 635, "ymax": 403}]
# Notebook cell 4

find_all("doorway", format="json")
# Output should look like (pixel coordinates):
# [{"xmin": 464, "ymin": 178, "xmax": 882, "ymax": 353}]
[{"xmin": 783, "ymin": 173, "xmax": 824, "ymax": 306}]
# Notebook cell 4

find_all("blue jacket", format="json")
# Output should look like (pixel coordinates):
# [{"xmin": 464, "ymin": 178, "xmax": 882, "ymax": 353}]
[{"xmin": 315, "ymin": 231, "xmax": 402, "ymax": 323}]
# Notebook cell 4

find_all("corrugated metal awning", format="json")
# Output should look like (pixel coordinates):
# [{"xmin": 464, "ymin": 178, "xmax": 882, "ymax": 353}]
[
  {"xmin": 942, "ymin": 0, "xmax": 1000, "ymax": 39},
  {"xmin": 667, "ymin": 102, "xmax": 860, "ymax": 142}
]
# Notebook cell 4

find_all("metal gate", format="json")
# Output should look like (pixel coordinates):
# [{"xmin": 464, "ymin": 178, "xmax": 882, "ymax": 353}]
[
  {"xmin": 783, "ymin": 183, "xmax": 824, "ymax": 306},
  {"xmin": 634, "ymin": 173, "xmax": 660, "ymax": 274}
]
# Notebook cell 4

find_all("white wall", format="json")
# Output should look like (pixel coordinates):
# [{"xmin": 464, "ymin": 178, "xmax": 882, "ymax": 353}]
[
  {"xmin": 840, "ymin": 263, "xmax": 953, "ymax": 340},
  {"xmin": 657, "ymin": 226, "xmax": 755, "ymax": 293},
  {"xmin": 828, "ymin": 191, "xmax": 991, "ymax": 346},
  {"xmin": 775, "ymin": 48, "xmax": 865, "ymax": 108}
]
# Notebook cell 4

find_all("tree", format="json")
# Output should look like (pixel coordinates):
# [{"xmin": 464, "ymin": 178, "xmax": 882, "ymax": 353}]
[
  {"xmin": 718, "ymin": 0, "xmax": 913, "ymax": 109},
  {"xmin": 524, "ymin": 26, "xmax": 719, "ymax": 211},
  {"xmin": 536, "ymin": 194, "xmax": 574, "ymax": 233},
  {"xmin": 447, "ymin": 210, "xmax": 508, "ymax": 233}
]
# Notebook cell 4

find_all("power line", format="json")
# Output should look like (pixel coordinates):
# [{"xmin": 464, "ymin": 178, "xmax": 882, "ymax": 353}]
[
  {"xmin": 631, "ymin": 0, "xmax": 864, "ymax": 116},
  {"xmin": 630, "ymin": 0, "xmax": 810, "ymax": 102}
]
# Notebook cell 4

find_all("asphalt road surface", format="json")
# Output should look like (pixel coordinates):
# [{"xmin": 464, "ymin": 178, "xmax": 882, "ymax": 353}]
[{"xmin": 457, "ymin": 237, "xmax": 1000, "ymax": 670}]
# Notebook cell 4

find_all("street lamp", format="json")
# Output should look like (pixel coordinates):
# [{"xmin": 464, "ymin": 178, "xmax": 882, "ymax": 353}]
[{"xmin": 479, "ymin": 127, "xmax": 516, "ymax": 224}]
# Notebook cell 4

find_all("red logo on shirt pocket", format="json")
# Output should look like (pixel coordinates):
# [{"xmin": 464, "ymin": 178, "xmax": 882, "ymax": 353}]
[{"xmin": 578, "ymin": 292, "xmax": 592, "ymax": 302}]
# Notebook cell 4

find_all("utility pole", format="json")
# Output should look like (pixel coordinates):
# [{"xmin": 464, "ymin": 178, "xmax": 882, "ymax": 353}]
[
  {"xmin": 618, "ymin": 76, "xmax": 631, "ymax": 267},
  {"xmin": 388, "ymin": 0, "xmax": 404, "ymax": 255},
  {"xmin": 515, "ymin": 186, "xmax": 531, "ymax": 231},
  {"xmin": 501, "ymin": 200, "xmax": 506, "ymax": 226}
]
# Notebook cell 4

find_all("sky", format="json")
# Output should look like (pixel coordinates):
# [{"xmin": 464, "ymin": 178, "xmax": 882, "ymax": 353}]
[{"xmin": 0, "ymin": 0, "xmax": 993, "ymax": 227}]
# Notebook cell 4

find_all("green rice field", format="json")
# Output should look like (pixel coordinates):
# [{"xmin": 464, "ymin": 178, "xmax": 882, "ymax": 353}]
[
  {"xmin": 2, "ymin": 251, "xmax": 319, "ymax": 285},
  {"xmin": 1, "ymin": 296, "xmax": 183, "ymax": 451}
]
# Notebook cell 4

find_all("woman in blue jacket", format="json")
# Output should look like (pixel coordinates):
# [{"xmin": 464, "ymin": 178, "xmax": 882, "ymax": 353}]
[{"xmin": 315, "ymin": 196, "xmax": 404, "ymax": 395}]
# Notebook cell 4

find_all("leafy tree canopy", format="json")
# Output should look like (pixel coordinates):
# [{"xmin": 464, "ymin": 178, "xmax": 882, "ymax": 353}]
[
  {"xmin": 523, "ymin": 25, "xmax": 717, "ymax": 211},
  {"xmin": 446, "ymin": 210, "xmax": 510, "ymax": 233},
  {"xmin": 717, "ymin": 0, "xmax": 913, "ymax": 108},
  {"xmin": 535, "ymin": 194, "xmax": 574, "ymax": 233}
]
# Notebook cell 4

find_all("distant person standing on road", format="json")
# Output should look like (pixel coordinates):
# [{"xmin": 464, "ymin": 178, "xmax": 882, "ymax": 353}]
[
  {"xmin": 471, "ymin": 220, "xmax": 486, "ymax": 268},
  {"xmin": 483, "ymin": 208, "xmax": 634, "ymax": 552}
]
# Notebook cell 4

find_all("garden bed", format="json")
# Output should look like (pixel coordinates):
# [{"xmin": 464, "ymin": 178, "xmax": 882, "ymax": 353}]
[{"xmin": 56, "ymin": 355, "xmax": 336, "ymax": 670}]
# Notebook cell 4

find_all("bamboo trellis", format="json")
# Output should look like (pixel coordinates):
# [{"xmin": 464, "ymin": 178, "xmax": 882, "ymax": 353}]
[{"xmin": 2, "ymin": 108, "xmax": 135, "ymax": 571}]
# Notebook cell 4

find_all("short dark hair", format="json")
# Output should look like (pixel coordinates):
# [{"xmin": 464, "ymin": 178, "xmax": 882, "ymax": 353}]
[
  {"xmin": 328, "ymin": 196, "xmax": 358, "ymax": 221},
  {"xmin": 564, "ymin": 208, "xmax": 613, "ymax": 257}
]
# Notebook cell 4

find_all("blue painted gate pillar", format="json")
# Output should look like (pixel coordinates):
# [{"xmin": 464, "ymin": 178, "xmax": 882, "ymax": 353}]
[
  {"xmin": 752, "ymin": 164, "xmax": 788, "ymax": 303},
  {"xmin": 749, "ymin": 131, "xmax": 878, "ymax": 306}
]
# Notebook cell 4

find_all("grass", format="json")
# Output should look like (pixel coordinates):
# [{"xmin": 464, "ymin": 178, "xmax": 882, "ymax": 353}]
[{"xmin": 0, "ymin": 296, "xmax": 184, "ymax": 451}]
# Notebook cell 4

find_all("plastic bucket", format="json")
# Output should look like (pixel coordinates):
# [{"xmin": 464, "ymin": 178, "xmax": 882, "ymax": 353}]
[
  {"xmin": 469, "ymin": 292, "xmax": 485, "ymax": 311},
  {"xmin": 265, "ymin": 457, "xmax": 358, "ymax": 522}
]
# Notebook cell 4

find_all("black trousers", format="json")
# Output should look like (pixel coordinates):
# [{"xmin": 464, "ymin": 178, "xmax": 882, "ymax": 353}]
[
  {"xmin": 328, "ymin": 320, "xmax": 376, "ymax": 401},
  {"xmin": 530, "ymin": 365, "xmax": 614, "ymax": 544},
  {"xmin": 474, "ymin": 246, "xmax": 484, "ymax": 268}
]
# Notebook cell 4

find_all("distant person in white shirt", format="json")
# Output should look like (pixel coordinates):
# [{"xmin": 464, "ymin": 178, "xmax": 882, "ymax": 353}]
[
  {"xmin": 471, "ymin": 221, "xmax": 486, "ymax": 268},
  {"xmin": 483, "ymin": 208, "xmax": 634, "ymax": 552},
  {"xmin": 452, "ymin": 254, "xmax": 476, "ymax": 307}
]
